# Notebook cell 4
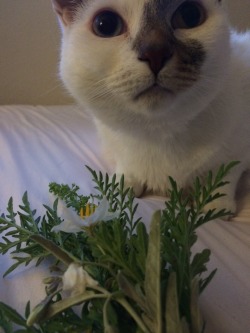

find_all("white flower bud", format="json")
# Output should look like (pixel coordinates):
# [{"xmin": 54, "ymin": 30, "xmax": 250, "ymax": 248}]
[{"xmin": 62, "ymin": 263, "xmax": 98, "ymax": 296}]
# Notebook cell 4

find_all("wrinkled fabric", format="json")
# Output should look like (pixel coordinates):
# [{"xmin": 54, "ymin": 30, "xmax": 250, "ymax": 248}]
[{"xmin": 0, "ymin": 105, "xmax": 249, "ymax": 333}]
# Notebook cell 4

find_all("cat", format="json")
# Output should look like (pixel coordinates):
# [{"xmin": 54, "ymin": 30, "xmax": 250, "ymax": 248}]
[{"xmin": 52, "ymin": 0, "xmax": 250, "ymax": 216}]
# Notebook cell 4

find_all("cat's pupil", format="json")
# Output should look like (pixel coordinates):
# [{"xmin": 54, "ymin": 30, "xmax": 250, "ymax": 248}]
[
  {"xmin": 180, "ymin": 3, "xmax": 201, "ymax": 27},
  {"xmin": 172, "ymin": 2, "xmax": 206, "ymax": 29},
  {"xmin": 92, "ymin": 11, "xmax": 124, "ymax": 38}
]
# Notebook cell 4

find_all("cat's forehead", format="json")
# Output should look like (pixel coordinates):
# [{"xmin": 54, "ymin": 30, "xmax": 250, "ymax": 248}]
[
  {"xmin": 140, "ymin": 0, "xmax": 179, "ymax": 26},
  {"xmin": 83, "ymin": 0, "xmax": 220, "ymax": 24},
  {"xmin": 74, "ymin": 0, "xmax": 222, "ymax": 35},
  {"xmin": 128, "ymin": 0, "xmax": 214, "ymax": 33},
  {"xmin": 137, "ymin": 0, "xmax": 218, "ymax": 17},
  {"xmin": 83, "ymin": 0, "xmax": 216, "ymax": 12},
  {"xmin": 104, "ymin": 0, "xmax": 215, "ymax": 8}
]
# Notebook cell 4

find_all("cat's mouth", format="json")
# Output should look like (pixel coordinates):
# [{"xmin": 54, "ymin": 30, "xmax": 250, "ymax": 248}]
[{"xmin": 135, "ymin": 83, "xmax": 173, "ymax": 100}]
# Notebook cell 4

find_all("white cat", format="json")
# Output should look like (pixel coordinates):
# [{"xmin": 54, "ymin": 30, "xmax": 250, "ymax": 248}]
[{"xmin": 52, "ymin": 0, "xmax": 250, "ymax": 215}]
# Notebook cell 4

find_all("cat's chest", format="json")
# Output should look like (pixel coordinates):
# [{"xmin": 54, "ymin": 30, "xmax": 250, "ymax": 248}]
[{"xmin": 98, "ymin": 122, "xmax": 217, "ymax": 187}]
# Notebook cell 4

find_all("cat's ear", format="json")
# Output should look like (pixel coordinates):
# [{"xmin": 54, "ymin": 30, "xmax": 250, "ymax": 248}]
[{"xmin": 52, "ymin": 0, "xmax": 82, "ymax": 26}]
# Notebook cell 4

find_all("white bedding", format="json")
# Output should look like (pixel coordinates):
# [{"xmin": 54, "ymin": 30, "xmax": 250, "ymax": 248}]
[{"xmin": 0, "ymin": 105, "xmax": 249, "ymax": 333}]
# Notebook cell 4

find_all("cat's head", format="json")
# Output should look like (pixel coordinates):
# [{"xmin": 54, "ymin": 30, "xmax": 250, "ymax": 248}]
[{"xmin": 52, "ymin": 0, "xmax": 230, "ymax": 127}]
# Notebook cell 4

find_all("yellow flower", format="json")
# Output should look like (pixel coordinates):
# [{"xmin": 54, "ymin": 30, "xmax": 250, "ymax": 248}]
[
  {"xmin": 80, "ymin": 202, "xmax": 96, "ymax": 218},
  {"xmin": 52, "ymin": 197, "xmax": 119, "ymax": 233}
]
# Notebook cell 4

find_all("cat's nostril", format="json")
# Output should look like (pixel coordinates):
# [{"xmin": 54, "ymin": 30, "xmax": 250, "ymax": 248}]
[{"xmin": 138, "ymin": 46, "xmax": 173, "ymax": 76}]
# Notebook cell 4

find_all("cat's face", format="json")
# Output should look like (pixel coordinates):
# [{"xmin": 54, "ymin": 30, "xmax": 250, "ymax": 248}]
[{"xmin": 53, "ymin": 0, "xmax": 230, "ymax": 125}]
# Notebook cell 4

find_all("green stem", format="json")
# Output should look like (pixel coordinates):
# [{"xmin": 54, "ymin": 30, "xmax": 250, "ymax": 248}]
[
  {"xmin": 30, "ymin": 235, "xmax": 79, "ymax": 266},
  {"xmin": 43, "ymin": 292, "xmax": 108, "ymax": 321},
  {"xmin": 90, "ymin": 285, "xmax": 150, "ymax": 333},
  {"xmin": 116, "ymin": 297, "xmax": 151, "ymax": 333},
  {"xmin": 0, "ymin": 217, "xmax": 33, "ymax": 236},
  {"xmin": 82, "ymin": 261, "xmax": 116, "ymax": 278}
]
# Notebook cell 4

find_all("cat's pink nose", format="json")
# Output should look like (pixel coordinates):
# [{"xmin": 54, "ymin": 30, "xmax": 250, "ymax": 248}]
[{"xmin": 138, "ymin": 45, "xmax": 173, "ymax": 75}]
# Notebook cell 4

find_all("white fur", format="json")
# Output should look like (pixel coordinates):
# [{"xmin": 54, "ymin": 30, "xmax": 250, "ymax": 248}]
[{"xmin": 57, "ymin": 0, "xmax": 250, "ymax": 214}]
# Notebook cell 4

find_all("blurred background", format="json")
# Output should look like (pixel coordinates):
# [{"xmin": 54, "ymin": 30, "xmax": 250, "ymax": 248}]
[{"xmin": 0, "ymin": 0, "xmax": 249, "ymax": 105}]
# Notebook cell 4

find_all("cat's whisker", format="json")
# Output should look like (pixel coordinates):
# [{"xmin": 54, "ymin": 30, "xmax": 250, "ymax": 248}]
[{"xmin": 86, "ymin": 85, "xmax": 114, "ymax": 102}]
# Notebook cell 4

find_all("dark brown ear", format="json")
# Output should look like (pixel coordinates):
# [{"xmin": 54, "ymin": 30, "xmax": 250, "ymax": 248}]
[{"xmin": 52, "ymin": 0, "xmax": 82, "ymax": 26}]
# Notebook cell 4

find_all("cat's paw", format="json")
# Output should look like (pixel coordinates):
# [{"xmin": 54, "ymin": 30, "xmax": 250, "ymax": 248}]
[{"xmin": 121, "ymin": 175, "xmax": 145, "ymax": 197}]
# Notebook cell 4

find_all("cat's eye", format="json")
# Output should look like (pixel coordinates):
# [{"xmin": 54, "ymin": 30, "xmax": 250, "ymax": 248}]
[
  {"xmin": 92, "ymin": 10, "xmax": 125, "ymax": 38},
  {"xmin": 171, "ymin": 1, "xmax": 206, "ymax": 29}
]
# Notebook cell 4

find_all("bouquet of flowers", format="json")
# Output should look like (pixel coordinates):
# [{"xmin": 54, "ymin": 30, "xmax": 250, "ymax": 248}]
[{"xmin": 0, "ymin": 162, "xmax": 237, "ymax": 333}]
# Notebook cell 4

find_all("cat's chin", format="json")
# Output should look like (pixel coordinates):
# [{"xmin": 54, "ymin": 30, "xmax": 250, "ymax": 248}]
[
  {"xmin": 133, "ymin": 84, "xmax": 175, "ymax": 112},
  {"xmin": 135, "ymin": 84, "xmax": 173, "ymax": 100}
]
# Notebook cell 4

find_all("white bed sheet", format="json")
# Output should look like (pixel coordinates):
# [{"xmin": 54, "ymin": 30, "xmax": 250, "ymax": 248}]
[{"xmin": 0, "ymin": 105, "xmax": 249, "ymax": 333}]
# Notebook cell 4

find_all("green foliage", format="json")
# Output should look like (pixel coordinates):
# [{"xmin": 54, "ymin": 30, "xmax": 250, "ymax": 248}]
[
  {"xmin": 48, "ymin": 183, "xmax": 89, "ymax": 214},
  {"xmin": 0, "ymin": 299, "xmax": 88, "ymax": 333},
  {"xmin": 0, "ymin": 193, "xmax": 50, "ymax": 277},
  {"xmin": 0, "ymin": 162, "xmax": 238, "ymax": 333}
]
